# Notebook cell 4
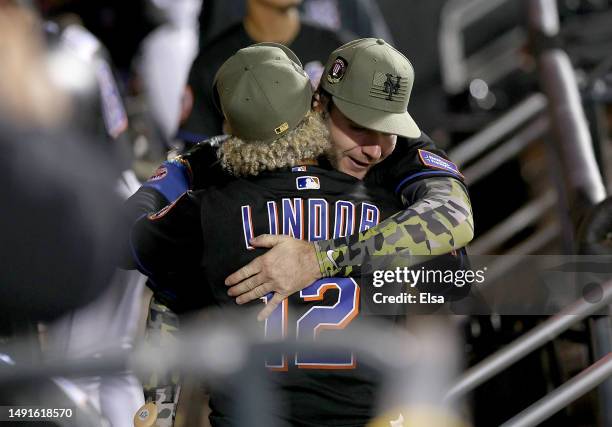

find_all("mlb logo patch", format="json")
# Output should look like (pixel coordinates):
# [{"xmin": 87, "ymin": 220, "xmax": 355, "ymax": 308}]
[
  {"xmin": 292, "ymin": 166, "xmax": 308, "ymax": 172},
  {"xmin": 418, "ymin": 149, "xmax": 463, "ymax": 178},
  {"xmin": 296, "ymin": 176, "xmax": 320, "ymax": 190}
]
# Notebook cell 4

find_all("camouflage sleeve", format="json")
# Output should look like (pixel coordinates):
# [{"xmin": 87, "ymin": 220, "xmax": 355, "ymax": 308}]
[{"xmin": 313, "ymin": 177, "xmax": 474, "ymax": 277}]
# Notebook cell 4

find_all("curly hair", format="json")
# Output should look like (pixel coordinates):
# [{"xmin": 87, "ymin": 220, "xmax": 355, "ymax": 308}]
[{"xmin": 218, "ymin": 110, "xmax": 329, "ymax": 177}]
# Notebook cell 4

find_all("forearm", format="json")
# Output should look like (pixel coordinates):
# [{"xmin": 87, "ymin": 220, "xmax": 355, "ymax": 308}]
[
  {"xmin": 119, "ymin": 186, "xmax": 168, "ymax": 269},
  {"xmin": 314, "ymin": 177, "xmax": 474, "ymax": 276},
  {"xmin": 124, "ymin": 186, "xmax": 170, "ymax": 223},
  {"xmin": 121, "ymin": 150, "xmax": 198, "ymax": 268}
]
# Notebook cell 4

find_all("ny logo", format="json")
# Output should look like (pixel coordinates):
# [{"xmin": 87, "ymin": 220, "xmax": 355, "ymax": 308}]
[{"xmin": 383, "ymin": 74, "xmax": 401, "ymax": 100}]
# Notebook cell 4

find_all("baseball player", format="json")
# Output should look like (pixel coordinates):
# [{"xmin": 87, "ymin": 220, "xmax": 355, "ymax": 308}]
[
  {"xmin": 128, "ymin": 43, "xmax": 468, "ymax": 426},
  {"xmin": 125, "ymin": 40, "xmax": 472, "ymax": 320}
]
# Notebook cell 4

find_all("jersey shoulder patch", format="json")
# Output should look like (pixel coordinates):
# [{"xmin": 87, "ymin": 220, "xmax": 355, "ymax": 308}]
[
  {"xmin": 418, "ymin": 149, "xmax": 463, "ymax": 178},
  {"xmin": 147, "ymin": 165, "xmax": 168, "ymax": 182}
]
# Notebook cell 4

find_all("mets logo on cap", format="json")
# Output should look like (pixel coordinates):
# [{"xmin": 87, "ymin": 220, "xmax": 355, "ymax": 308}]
[
  {"xmin": 296, "ymin": 176, "xmax": 320, "ymax": 190},
  {"xmin": 326, "ymin": 57, "xmax": 347, "ymax": 84},
  {"xmin": 371, "ymin": 72, "xmax": 405, "ymax": 102}
]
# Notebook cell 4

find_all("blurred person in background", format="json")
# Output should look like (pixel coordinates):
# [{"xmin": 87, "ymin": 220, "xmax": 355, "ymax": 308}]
[
  {"xmin": 42, "ymin": 20, "xmax": 149, "ymax": 427},
  {"xmin": 181, "ymin": 0, "xmax": 352, "ymax": 142},
  {"xmin": 37, "ymin": 2, "xmax": 212, "ymax": 425},
  {"xmin": 138, "ymin": 0, "xmax": 203, "ymax": 147},
  {"xmin": 200, "ymin": 0, "xmax": 393, "ymax": 45},
  {"xmin": 300, "ymin": 0, "xmax": 393, "ymax": 42},
  {"xmin": 0, "ymin": 3, "xmax": 127, "ymax": 419},
  {"xmin": 0, "ymin": 1, "xmax": 122, "ymax": 330},
  {"xmin": 126, "ymin": 0, "xmax": 203, "ymax": 167}
]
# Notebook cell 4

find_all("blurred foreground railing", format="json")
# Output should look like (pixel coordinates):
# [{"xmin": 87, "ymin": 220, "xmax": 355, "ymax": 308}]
[{"xmin": 0, "ymin": 316, "xmax": 461, "ymax": 427}]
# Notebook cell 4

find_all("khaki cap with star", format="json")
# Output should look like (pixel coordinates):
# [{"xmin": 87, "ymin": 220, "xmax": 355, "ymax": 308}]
[{"xmin": 213, "ymin": 42, "xmax": 313, "ymax": 143}]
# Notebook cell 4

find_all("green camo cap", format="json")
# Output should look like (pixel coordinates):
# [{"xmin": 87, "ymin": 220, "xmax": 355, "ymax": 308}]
[
  {"xmin": 321, "ymin": 38, "xmax": 421, "ymax": 138},
  {"xmin": 213, "ymin": 43, "xmax": 313, "ymax": 143}
]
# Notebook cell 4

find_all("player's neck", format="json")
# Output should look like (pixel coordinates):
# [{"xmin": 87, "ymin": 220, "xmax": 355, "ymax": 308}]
[
  {"xmin": 298, "ymin": 158, "xmax": 318, "ymax": 166},
  {"xmin": 244, "ymin": 2, "xmax": 300, "ymax": 45}
]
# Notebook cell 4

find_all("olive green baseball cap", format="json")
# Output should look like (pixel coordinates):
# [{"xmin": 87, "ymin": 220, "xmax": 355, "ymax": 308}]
[
  {"xmin": 213, "ymin": 43, "xmax": 313, "ymax": 143},
  {"xmin": 321, "ymin": 38, "xmax": 421, "ymax": 138}
]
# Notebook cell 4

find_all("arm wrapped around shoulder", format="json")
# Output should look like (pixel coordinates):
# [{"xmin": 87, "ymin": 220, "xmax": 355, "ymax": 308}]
[{"xmin": 314, "ymin": 176, "xmax": 474, "ymax": 277}]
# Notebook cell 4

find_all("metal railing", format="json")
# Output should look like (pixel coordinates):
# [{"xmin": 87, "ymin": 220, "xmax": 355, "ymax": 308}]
[
  {"xmin": 439, "ymin": 0, "xmax": 526, "ymax": 95},
  {"xmin": 501, "ymin": 353, "xmax": 612, "ymax": 427},
  {"xmin": 436, "ymin": 0, "xmax": 612, "ymax": 425},
  {"xmin": 530, "ymin": 1, "xmax": 612, "ymax": 425},
  {"xmin": 448, "ymin": 94, "xmax": 548, "ymax": 167},
  {"xmin": 468, "ymin": 190, "xmax": 556, "ymax": 255},
  {"xmin": 446, "ymin": 279, "xmax": 612, "ymax": 401}
]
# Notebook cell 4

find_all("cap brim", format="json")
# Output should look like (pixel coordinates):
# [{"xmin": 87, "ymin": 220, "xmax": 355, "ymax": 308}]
[{"xmin": 333, "ymin": 96, "xmax": 421, "ymax": 139}]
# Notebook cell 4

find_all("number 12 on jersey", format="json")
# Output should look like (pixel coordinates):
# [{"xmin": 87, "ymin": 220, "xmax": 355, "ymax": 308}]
[{"xmin": 262, "ymin": 278, "xmax": 360, "ymax": 370}]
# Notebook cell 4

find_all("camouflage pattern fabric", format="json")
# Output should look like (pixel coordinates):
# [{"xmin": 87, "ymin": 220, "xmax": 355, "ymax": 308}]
[
  {"xmin": 143, "ymin": 298, "xmax": 181, "ymax": 427},
  {"xmin": 314, "ymin": 177, "xmax": 474, "ymax": 277}
]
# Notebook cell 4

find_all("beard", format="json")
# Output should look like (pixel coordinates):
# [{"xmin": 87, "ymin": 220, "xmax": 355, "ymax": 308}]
[{"xmin": 324, "ymin": 146, "xmax": 341, "ymax": 172}]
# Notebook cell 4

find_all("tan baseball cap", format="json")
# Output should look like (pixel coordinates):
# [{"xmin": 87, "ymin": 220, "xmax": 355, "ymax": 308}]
[
  {"xmin": 213, "ymin": 43, "xmax": 313, "ymax": 143},
  {"xmin": 321, "ymin": 38, "xmax": 421, "ymax": 138}
]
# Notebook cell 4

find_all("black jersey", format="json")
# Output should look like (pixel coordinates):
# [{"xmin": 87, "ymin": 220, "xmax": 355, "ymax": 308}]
[
  {"xmin": 125, "ymin": 133, "xmax": 467, "ymax": 310},
  {"xmin": 131, "ymin": 165, "xmax": 402, "ymax": 426},
  {"xmin": 365, "ymin": 133, "xmax": 464, "ymax": 194}
]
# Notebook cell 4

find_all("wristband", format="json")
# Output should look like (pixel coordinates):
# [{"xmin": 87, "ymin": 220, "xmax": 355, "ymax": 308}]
[{"xmin": 313, "ymin": 241, "xmax": 348, "ymax": 278}]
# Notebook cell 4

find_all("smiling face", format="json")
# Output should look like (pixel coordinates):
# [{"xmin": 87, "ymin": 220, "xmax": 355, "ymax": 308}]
[{"xmin": 324, "ymin": 105, "xmax": 397, "ymax": 180}]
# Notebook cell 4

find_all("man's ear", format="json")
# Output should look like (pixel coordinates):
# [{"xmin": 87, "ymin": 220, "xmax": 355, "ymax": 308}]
[
  {"xmin": 313, "ymin": 93, "xmax": 333, "ymax": 122},
  {"xmin": 222, "ymin": 118, "xmax": 232, "ymax": 135},
  {"xmin": 312, "ymin": 91, "xmax": 330, "ymax": 113},
  {"xmin": 311, "ymin": 92, "xmax": 322, "ymax": 112}
]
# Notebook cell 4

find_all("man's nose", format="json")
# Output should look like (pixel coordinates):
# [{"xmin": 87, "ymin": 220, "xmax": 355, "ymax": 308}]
[{"xmin": 361, "ymin": 136, "xmax": 384, "ymax": 160}]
